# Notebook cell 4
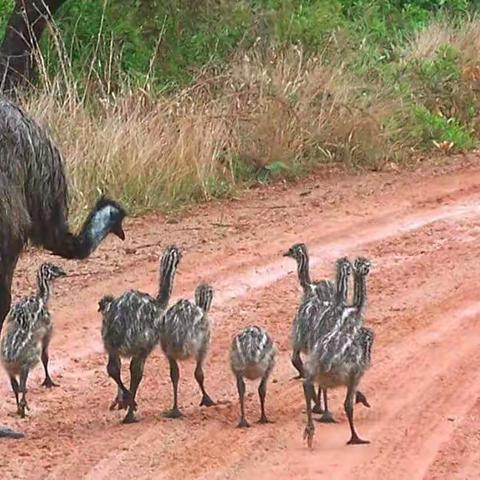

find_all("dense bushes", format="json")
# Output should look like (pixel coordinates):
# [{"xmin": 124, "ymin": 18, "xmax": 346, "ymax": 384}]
[{"xmin": 1, "ymin": 1, "xmax": 476, "ymax": 91}]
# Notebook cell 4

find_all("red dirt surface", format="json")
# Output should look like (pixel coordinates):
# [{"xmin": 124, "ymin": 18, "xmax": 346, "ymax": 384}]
[{"xmin": 1, "ymin": 159, "xmax": 479, "ymax": 479}]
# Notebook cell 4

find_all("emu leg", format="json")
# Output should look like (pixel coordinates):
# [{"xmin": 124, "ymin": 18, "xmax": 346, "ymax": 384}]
[
  {"xmin": 41, "ymin": 334, "xmax": 58, "ymax": 388},
  {"xmin": 18, "ymin": 368, "xmax": 29, "ymax": 418},
  {"xmin": 302, "ymin": 378, "xmax": 316, "ymax": 448},
  {"xmin": 291, "ymin": 349, "xmax": 304, "ymax": 379},
  {"xmin": 257, "ymin": 376, "xmax": 272, "ymax": 424},
  {"xmin": 235, "ymin": 374, "xmax": 249, "ymax": 428},
  {"xmin": 10, "ymin": 376, "xmax": 19, "ymax": 408},
  {"xmin": 345, "ymin": 378, "xmax": 369, "ymax": 445},
  {"xmin": 106, "ymin": 353, "xmax": 131, "ymax": 410},
  {"xmin": 194, "ymin": 353, "xmax": 215, "ymax": 407},
  {"xmin": 122, "ymin": 355, "xmax": 145, "ymax": 424},
  {"xmin": 0, "ymin": 281, "xmax": 11, "ymax": 334},
  {"xmin": 311, "ymin": 387, "xmax": 324, "ymax": 414},
  {"xmin": 162, "ymin": 357, "xmax": 182, "ymax": 418},
  {"xmin": 0, "ymin": 249, "xmax": 19, "ymax": 333},
  {"xmin": 316, "ymin": 389, "xmax": 337, "ymax": 423},
  {"xmin": 0, "ymin": 250, "xmax": 23, "ymax": 436}
]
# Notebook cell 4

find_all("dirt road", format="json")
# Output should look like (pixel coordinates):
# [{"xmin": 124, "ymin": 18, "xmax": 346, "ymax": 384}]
[{"xmin": 1, "ymin": 160, "xmax": 479, "ymax": 479}]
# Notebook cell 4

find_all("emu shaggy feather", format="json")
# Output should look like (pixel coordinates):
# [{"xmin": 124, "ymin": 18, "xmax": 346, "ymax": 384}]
[
  {"xmin": 0, "ymin": 97, "xmax": 126, "ymax": 330},
  {"xmin": 0, "ymin": 97, "xmax": 126, "ymax": 438}
]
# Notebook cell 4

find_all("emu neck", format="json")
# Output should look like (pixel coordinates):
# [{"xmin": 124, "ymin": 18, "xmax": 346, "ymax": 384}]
[
  {"xmin": 296, "ymin": 253, "xmax": 312, "ymax": 293},
  {"xmin": 196, "ymin": 297, "xmax": 211, "ymax": 313},
  {"xmin": 46, "ymin": 207, "xmax": 112, "ymax": 260},
  {"xmin": 156, "ymin": 265, "xmax": 177, "ymax": 310},
  {"xmin": 37, "ymin": 275, "xmax": 51, "ymax": 303},
  {"xmin": 78, "ymin": 207, "xmax": 114, "ymax": 257},
  {"xmin": 335, "ymin": 268, "xmax": 349, "ymax": 305},
  {"xmin": 353, "ymin": 271, "xmax": 367, "ymax": 315}
]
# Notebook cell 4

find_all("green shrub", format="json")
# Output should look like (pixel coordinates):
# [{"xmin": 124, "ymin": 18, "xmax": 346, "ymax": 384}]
[
  {"xmin": 410, "ymin": 105, "xmax": 475, "ymax": 151},
  {"xmin": 397, "ymin": 42, "xmax": 480, "ymax": 150},
  {"xmin": 0, "ymin": 0, "xmax": 14, "ymax": 38},
  {"xmin": 254, "ymin": 0, "xmax": 346, "ymax": 49},
  {"xmin": 39, "ymin": 0, "xmax": 253, "ymax": 92}
]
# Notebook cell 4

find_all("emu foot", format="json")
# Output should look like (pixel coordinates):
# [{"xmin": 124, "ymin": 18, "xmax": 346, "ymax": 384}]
[
  {"xmin": 109, "ymin": 390, "xmax": 136, "ymax": 411},
  {"xmin": 290, "ymin": 360, "xmax": 304, "ymax": 380},
  {"xmin": 199, "ymin": 394, "xmax": 215, "ymax": 407},
  {"xmin": 17, "ymin": 399, "xmax": 29, "ymax": 419},
  {"xmin": 162, "ymin": 408, "xmax": 183, "ymax": 419},
  {"xmin": 41, "ymin": 376, "xmax": 59, "ymax": 388},
  {"xmin": 347, "ymin": 434, "xmax": 370, "ymax": 445},
  {"xmin": 355, "ymin": 391, "xmax": 370, "ymax": 408},
  {"xmin": 109, "ymin": 391, "xmax": 126, "ymax": 410},
  {"xmin": 0, "ymin": 426, "xmax": 24, "ymax": 439},
  {"xmin": 236, "ymin": 418, "xmax": 250, "ymax": 428},
  {"xmin": 315, "ymin": 411, "xmax": 337, "ymax": 424},
  {"xmin": 303, "ymin": 422, "xmax": 315, "ymax": 449},
  {"xmin": 311, "ymin": 403, "xmax": 324, "ymax": 414},
  {"xmin": 257, "ymin": 415, "xmax": 273, "ymax": 424},
  {"xmin": 122, "ymin": 410, "xmax": 138, "ymax": 424}
]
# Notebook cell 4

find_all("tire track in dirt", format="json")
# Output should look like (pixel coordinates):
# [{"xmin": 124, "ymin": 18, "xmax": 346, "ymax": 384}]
[
  {"xmin": 350, "ymin": 299, "xmax": 480, "ymax": 480},
  {"xmin": 1, "ymin": 164, "xmax": 480, "ymax": 480},
  {"xmin": 205, "ymin": 296, "xmax": 480, "ymax": 480},
  {"xmin": 2, "ymin": 186, "xmax": 477, "ymax": 401},
  {"xmin": 425, "ymin": 399, "xmax": 480, "ymax": 480},
  {"xmin": 67, "ymin": 202, "xmax": 480, "ymax": 478}
]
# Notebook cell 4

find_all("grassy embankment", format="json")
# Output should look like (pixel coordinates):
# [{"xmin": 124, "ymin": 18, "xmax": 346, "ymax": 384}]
[{"xmin": 1, "ymin": 0, "xmax": 480, "ymax": 219}]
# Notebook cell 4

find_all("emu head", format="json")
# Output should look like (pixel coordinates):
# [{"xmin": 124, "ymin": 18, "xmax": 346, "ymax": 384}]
[
  {"xmin": 195, "ymin": 283, "xmax": 214, "ymax": 312},
  {"xmin": 354, "ymin": 257, "xmax": 371, "ymax": 276},
  {"xmin": 39, "ymin": 263, "xmax": 66, "ymax": 281},
  {"xmin": 98, "ymin": 295, "xmax": 115, "ymax": 313},
  {"xmin": 160, "ymin": 245, "xmax": 182, "ymax": 276},
  {"xmin": 89, "ymin": 197, "xmax": 127, "ymax": 242},
  {"xmin": 336, "ymin": 257, "xmax": 352, "ymax": 277},
  {"xmin": 283, "ymin": 243, "xmax": 308, "ymax": 260}
]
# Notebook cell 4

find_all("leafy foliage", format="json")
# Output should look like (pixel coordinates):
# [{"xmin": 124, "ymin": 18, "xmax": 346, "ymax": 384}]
[
  {"xmin": 1, "ymin": 1, "xmax": 477, "ymax": 91},
  {"xmin": 0, "ymin": 0, "xmax": 14, "ymax": 39},
  {"xmin": 411, "ymin": 106, "xmax": 475, "ymax": 152}
]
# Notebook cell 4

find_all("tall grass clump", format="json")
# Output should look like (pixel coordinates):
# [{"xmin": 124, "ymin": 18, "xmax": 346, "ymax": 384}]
[{"xmin": 24, "ymin": 40, "xmax": 393, "ymax": 222}]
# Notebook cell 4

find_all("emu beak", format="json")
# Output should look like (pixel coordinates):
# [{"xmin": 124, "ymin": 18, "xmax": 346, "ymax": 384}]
[
  {"xmin": 282, "ymin": 251, "xmax": 290, "ymax": 257},
  {"xmin": 113, "ymin": 222, "xmax": 126, "ymax": 240}
]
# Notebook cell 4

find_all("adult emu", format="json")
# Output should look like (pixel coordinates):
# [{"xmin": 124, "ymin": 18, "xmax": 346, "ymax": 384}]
[{"xmin": 0, "ymin": 97, "xmax": 127, "ymax": 438}]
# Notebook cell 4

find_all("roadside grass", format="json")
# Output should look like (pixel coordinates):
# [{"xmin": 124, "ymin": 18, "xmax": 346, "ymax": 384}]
[{"xmin": 2, "ymin": 2, "xmax": 479, "ymax": 220}]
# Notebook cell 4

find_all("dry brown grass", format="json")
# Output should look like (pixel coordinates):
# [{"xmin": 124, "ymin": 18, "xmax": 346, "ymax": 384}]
[
  {"xmin": 408, "ymin": 16, "xmax": 480, "ymax": 66},
  {"xmin": 22, "ymin": 46, "xmax": 394, "ymax": 220},
  {"xmin": 8, "ymin": 7, "xmax": 480, "ymax": 221}
]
